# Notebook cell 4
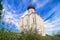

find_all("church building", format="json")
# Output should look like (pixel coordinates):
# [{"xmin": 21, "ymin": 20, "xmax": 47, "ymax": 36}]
[{"xmin": 20, "ymin": 0, "xmax": 45, "ymax": 36}]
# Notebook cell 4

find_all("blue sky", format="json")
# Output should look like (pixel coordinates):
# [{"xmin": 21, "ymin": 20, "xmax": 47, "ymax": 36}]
[{"xmin": 1, "ymin": 0, "xmax": 60, "ymax": 35}]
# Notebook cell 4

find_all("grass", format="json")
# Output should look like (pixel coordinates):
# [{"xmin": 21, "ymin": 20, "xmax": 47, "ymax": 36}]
[{"xmin": 0, "ymin": 29, "xmax": 60, "ymax": 40}]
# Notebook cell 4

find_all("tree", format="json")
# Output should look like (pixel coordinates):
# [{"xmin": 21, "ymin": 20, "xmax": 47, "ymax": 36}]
[
  {"xmin": 0, "ymin": 0, "xmax": 3, "ymax": 19},
  {"xmin": 0, "ymin": 0, "xmax": 4, "ymax": 28}
]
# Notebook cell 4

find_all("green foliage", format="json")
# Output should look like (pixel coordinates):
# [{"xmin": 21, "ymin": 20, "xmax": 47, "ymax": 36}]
[
  {"xmin": 0, "ymin": 0, "xmax": 3, "ymax": 19},
  {"xmin": 0, "ymin": 29, "xmax": 60, "ymax": 40},
  {"xmin": 0, "ymin": 4, "xmax": 3, "ymax": 10},
  {"xmin": 0, "ymin": 0, "xmax": 2, "ymax": 2}
]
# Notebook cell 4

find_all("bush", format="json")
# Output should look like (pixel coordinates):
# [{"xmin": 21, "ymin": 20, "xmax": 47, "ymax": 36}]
[{"xmin": 0, "ymin": 28, "xmax": 60, "ymax": 40}]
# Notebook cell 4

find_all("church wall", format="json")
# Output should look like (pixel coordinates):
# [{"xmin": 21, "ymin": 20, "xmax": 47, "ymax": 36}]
[
  {"xmin": 29, "ymin": 14, "xmax": 34, "ymax": 28},
  {"xmin": 35, "ymin": 14, "xmax": 45, "ymax": 36},
  {"xmin": 23, "ymin": 15, "xmax": 29, "ymax": 32},
  {"xmin": 20, "ymin": 18, "xmax": 23, "ymax": 32},
  {"xmin": 29, "ymin": 13, "xmax": 37, "ymax": 33},
  {"xmin": 20, "ymin": 12, "xmax": 45, "ymax": 36}
]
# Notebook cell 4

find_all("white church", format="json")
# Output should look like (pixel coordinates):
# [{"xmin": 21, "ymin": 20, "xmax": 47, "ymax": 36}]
[{"xmin": 20, "ymin": 0, "xmax": 45, "ymax": 36}]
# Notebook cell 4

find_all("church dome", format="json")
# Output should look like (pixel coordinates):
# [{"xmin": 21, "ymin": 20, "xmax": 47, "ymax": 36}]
[{"xmin": 27, "ymin": 5, "xmax": 35, "ymax": 10}]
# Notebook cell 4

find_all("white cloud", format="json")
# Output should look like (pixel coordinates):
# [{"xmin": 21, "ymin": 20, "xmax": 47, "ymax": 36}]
[
  {"xmin": 35, "ymin": 0, "xmax": 49, "ymax": 9},
  {"xmin": 20, "ymin": 10, "xmax": 28, "ymax": 18},
  {"xmin": 44, "ymin": 17, "xmax": 60, "ymax": 35},
  {"xmin": 44, "ymin": 6, "xmax": 56, "ymax": 20},
  {"xmin": 3, "ymin": 10, "xmax": 28, "ymax": 30},
  {"xmin": 3, "ymin": 11, "xmax": 20, "ymax": 30},
  {"xmin": 2, "ymin": 0, "xmax": 60, "ymax": 35},
  {"xmin": 32, "ymin": 0, "xmax": 38, "ymax": 3},
  {"xmin": 44, "ymin": 3, "xmax": 60, "ymax": 34}
]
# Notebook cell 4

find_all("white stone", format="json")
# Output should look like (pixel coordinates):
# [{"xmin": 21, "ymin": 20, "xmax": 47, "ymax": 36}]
[{"xmin": 20, "ymin": 8, "xmax": 45, "ymax": 36}]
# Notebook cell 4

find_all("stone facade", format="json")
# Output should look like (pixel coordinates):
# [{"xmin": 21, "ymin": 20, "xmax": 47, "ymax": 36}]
[{"xmin": 20, "ymin": 9, "xmax": 45, "ymax": 36}]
